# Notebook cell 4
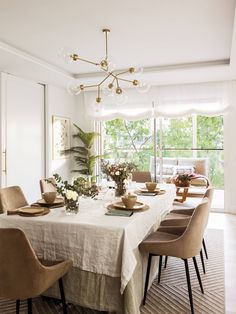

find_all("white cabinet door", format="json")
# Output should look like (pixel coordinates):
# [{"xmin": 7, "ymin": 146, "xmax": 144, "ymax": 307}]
[{"xmin": 1, "ymin": 74, "xmax": 44, "ymax": 202}]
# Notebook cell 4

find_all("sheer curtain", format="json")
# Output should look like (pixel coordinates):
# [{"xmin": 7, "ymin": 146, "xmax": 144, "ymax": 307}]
[{"xmin": 84, "ymin": 81, "xmax": 234, "ymax": 120}]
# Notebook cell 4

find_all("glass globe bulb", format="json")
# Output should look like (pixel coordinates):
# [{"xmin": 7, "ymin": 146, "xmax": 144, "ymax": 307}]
[
  {"xmin": 136, "ymin": 82, "xmax": 151, "ymax": 93},
  {"xmin": 101, "ymin": 85, "xmax": 115, "ymax": 97},
  {"xmin": 115, "ymin": 92, "xmax": 128, "ymax": 106},
  {"xmin": 130, "ymin": 66, "xmax": 143, "ymax": 75},
  {"xmin": 67, "ymin": 81, "xmax": 82, "ymax": 95},
  {"xmin": 58, "ymin": 47, "xmax": 74, "ymax": 63}
]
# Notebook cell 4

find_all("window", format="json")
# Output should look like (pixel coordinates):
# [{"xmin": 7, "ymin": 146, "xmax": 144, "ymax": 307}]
[{"xmin": 101, "ymin": 115, "xmax": 224, "ymax": 189}]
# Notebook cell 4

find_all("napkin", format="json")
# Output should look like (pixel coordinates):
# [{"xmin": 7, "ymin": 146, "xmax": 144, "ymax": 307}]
[{"xmin": 105, "ymin": 209, "xmax": 133, "ymax": 217}]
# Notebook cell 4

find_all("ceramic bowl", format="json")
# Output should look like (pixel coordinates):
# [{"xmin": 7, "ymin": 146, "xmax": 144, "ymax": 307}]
[
  {"xmin": 42, "ymin": 191, "xmax": 57, "ymax": 204},
  {"xmin": 145, "ymin": 182, "xmax": 157, "ymax": 192},
  {"xmin": 121, "ymin": 195, "xmax": 137, "ymax": 209}
]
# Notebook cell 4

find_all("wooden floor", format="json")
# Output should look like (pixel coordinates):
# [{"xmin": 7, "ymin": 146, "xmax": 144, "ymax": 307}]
[{"xmin": 208, "ymin": 212, "xmax": 236, "ymax": 314}]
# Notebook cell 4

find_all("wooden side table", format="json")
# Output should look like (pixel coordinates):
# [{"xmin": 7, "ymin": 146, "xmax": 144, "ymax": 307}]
[{"xmin": 175, "ymin": 186, "xmax": 189, "ymax": 203}]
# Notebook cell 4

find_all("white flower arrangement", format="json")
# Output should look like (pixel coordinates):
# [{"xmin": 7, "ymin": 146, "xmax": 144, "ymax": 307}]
[{"xmin": 65, "ymin": 190, "xmax": 78, "ymax": 201}]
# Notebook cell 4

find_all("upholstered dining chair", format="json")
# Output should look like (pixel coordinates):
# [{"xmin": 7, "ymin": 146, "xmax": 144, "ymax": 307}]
[
  {"xmin": 0, "ymin": 186, "xmax": 28, "ymax": 214},
  {"xmin": 160, "ymin": 187, "xmax": 214, "ymax": 263},
  {"xmin": 140, "ymin": 198, "xmax": 209, "ymax": 314},
  {"xmin": 40, "ymin": 178, "xmax": 57, "ymax": 195},
  {"xmin": 132, "ymin": 171, "xmax": 152, "ymax": 183},
  {"xmin": 0, "ymin": 228, "xmax": 73, "ymax": 314}
]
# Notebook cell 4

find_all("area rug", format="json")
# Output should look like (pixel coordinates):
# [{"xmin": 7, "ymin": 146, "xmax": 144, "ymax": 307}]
[{"xmin": 0, "ymin": 229, "xmax": 224, "ymax": 314}]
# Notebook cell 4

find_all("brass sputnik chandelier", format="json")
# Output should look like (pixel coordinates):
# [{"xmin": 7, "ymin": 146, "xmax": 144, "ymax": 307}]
[{"xmin": 64, "ymin": 29, "xmax": 150, "ymax": 104}]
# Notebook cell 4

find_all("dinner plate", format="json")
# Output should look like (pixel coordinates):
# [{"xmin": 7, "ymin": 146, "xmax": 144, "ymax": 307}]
[
  {"xmin": 18, "ymin": 207, "xmax": 50, "ymax": 217},
  {"xmin": 37, "ymin": 197, "xmax": 64, "ymax": 206},
  {"xmin": 112, "ymin": 201, "xmax": 145, "ymax": 210},
  {"xmin": 139, "ymin": 188, "xmax": 160, "ymax": 193},
  {"xmin": 107, "ymin": 203, "xmax": 149, "ymax": 212}
]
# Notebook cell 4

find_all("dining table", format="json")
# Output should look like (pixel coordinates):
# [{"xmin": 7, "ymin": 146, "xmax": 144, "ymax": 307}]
[{"xmin": 0, "ymin": 183, "xmax": 176, "ymax": 314}]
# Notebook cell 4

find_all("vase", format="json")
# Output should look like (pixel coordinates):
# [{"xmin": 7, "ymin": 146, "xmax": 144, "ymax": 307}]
[
  {"xmin": 65, "ymin": 199, "xmax": 79, "ymax": 215},
  {"xmin": 115, "ymin": 181, "xmax": 126, "ymax": 197}
]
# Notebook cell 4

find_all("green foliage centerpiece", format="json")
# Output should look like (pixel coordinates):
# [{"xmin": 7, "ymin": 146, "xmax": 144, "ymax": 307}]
[
  {"xmin": 101, "ymin": 160, "xmax": 136, "ymax": 196},
  {"xmin": 52, "ymin": 174, "xmax": 99, "ymax": 214}
]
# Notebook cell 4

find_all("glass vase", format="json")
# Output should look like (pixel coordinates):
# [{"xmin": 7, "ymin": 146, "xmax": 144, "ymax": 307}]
[
  {"xmin": 65, "ymin": 199, "xmax": 79, "ymax": 215},
  {"xmin": 115, "ymin": 181, "xmax": 126, "ymax": 197}
]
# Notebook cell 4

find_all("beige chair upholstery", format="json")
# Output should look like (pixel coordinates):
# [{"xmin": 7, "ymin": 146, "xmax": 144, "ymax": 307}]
[
  {"xmin": 0, "ymin": 186, "xmax": 28, "ymax": 214},
  {"xmin": 132, "ymin": 171, "xmax": 152, "ymax": 183},
  {"xmin": 0, "ymin": 228, "xmax": 72, "ymax": 313},
  {"xmin": 161, "ymin": 187, "xmax": 214, "ymax": 226},
  {"xmin": 140, "ymin": 198, "xmax": 209, "ymax": 313},
  {"xmin": 40, "ymin": 178, "xmax": 57, "ymax": 195}
]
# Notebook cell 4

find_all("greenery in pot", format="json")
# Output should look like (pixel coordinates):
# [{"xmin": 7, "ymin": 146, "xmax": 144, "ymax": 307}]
[{"xmin": 65, "ymin": 124, "xmax": 101, "ymax": 180}]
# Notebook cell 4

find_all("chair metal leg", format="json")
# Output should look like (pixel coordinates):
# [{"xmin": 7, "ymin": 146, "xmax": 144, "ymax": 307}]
[
  {"xmin": 59, "ymin": 277, "xmax": 68, "ymax": 314},
  {"xmin": 16, "ymin": 300, "xmax": 20, "ymax": 314},
  {"xmin": 164, "ymin": 256, "xmax": 168, "ymax": 268},
  {"xmin": 143, "ymin": 254, "xmax": 152, "ymax": 305},
  {"xmin": 200, "ymin": 249, "xmax": 206, "ymax": 274},
  {"xmin": 192, "ymin": 256, "xmax": 204, "ymax": 294},
  {"xmin": 183, "ymin": 259, "xmax": 194, "ymax": 314},
  {"xmin": 158, "ymin": 255, "xmax": 163, "ymax": 283},
  {"xmin": 27, "ymin": 298, "xmax": 32, "ymax": 314},
  {"xmin": 202, "ymin": 238, "xmax": 208, "ymax": 259}
]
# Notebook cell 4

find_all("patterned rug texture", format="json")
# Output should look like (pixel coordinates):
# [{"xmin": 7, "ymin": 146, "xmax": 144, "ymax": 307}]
[{"xmin": 0, "ymin": 229, "xmax": 224, "ymax": 314}]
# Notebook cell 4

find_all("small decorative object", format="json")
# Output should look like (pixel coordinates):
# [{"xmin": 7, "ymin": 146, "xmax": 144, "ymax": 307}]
[
  {"xmin": 52, "ymin": 116, "xmax": 70, "ymax": 160},
  {"xmin": 42, "ymin": 192, "xmax": 57, "ymax": 204},
  {"xmin": 121, "ymin": 193, "xmax": 137, "ymax": 209},
  {"xmin": 173, "ymin": 174, "xmax": 192, "ymax": 187},
  {"xmin": 101, "ymin": 160, "xmax": 136, "ymax": 197},
  {"xmin": 145, "ymin": 182, "xmax": 157, "ymax": 192},
  {"xmin": 65, "ymin": 190, "xmax": 79, "ymax": 215}
]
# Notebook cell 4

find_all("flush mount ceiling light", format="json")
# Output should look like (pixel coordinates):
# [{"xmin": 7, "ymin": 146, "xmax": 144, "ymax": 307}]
[{"xmin": 60, "ymin": 29, "xmax": 150, "ymax": 104}]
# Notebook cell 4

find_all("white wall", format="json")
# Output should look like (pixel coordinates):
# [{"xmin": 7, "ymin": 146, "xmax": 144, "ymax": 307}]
[
  {"xmin": 45, "ymin": 85, "xmax": 78, "ymax": 181},
  {"xmin": 224, "ymin": 103, "xmax": 236, "ymax": 213}
]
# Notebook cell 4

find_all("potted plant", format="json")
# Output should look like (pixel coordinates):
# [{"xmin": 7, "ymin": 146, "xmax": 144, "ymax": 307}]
[
  {"xmin": 173, "ymin": 174, "xmax": 192, "ymax": 187},
  {"xmin": 65, "ymin": 124, "xmax": 101, "ymax": 181}
]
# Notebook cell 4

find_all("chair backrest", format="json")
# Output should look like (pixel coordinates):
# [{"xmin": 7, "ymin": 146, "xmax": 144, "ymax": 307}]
[
  {"xmin": 204, "ymin": 187, "xmax": 214, "ymax": 207},
  {"xmin": 0, "ymin": 228, "xmax": 43, "ymax": 299},
  {"xmin": 0, "ymin": 186, "xmax": 28, "ymax": 213},
  {"xmin": 177, "ymin": 198, "xmax": 209, "ymax": 258},
  {"xmin": 132, "ymin": 171, "xmax": 152, "ymax": 183},
  {"xmin": 40, "ymin": 178, "xmax": 57, "ymax": 195}
]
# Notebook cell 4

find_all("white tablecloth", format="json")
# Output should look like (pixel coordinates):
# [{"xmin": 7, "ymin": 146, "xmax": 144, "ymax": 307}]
[{"xmin": 0, "ymin": 184, "xmax": 175, "ymax": 293}]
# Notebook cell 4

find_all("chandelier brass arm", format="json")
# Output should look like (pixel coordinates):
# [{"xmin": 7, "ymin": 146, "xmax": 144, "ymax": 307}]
[{"xmin": 65, "ymin": 28, "xmax": 150, "ymax": 103}]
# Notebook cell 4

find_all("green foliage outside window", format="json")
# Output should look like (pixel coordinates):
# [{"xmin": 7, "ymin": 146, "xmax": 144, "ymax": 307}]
[{"xmin": 103, "ymin": 115, "xmax": 224, "ymax": 189}]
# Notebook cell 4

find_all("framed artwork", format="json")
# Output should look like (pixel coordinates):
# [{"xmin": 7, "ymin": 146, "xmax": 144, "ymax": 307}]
[{"xmin": 52, "ymin": 116, "xmax": 71, "ymax": 159}]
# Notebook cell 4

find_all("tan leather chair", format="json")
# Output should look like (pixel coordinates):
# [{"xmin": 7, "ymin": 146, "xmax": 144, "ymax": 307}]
[
  {"xmin": 0, "ymin": 186, "xmax": 28, "ymax": 214},
  {"xmin": 132, "ymin": 171, "xmax": 152, "ymax": 183},
  {"xmin": 40, "ymin": 178, "xmax": 57, "ymax": 195},
  {"xmin": 0, "ymin": 228, "xmax": 72, "ymax": 314},
  {"xmin": 140, "ymin": 198, "xmax": 209, "ymax": 314}
]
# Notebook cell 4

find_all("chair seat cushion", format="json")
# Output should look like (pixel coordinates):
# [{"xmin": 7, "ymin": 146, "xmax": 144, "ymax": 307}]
[
  {"xmin": 165, "ymin": 212, "xmax": 190, "ymax": 220},
  {"xmin": 140, "ymin": 231, "xmax": 179, "ymax": 253}
]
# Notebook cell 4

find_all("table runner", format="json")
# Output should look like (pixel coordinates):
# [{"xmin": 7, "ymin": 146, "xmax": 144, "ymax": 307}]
[{"xmin": 0, "ymin": 184, "xmax": 175, "ymax": 293}]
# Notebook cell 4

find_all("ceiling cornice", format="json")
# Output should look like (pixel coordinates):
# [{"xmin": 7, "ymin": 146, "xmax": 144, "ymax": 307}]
[{"xmin": 0, "ymin": 40, "xmax": 73, "ymax": 79}]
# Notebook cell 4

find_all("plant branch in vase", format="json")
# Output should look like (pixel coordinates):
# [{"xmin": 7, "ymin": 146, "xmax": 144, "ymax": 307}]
[{"xmin": 101, "ymin": 160, "xmax": 136, "ymax": 197}]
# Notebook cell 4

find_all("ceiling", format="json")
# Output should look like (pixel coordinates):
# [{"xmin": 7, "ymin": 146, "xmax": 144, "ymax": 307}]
[{"xmin": 0, "ymin": 0, "xmax": 236, "ymax": 87}]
